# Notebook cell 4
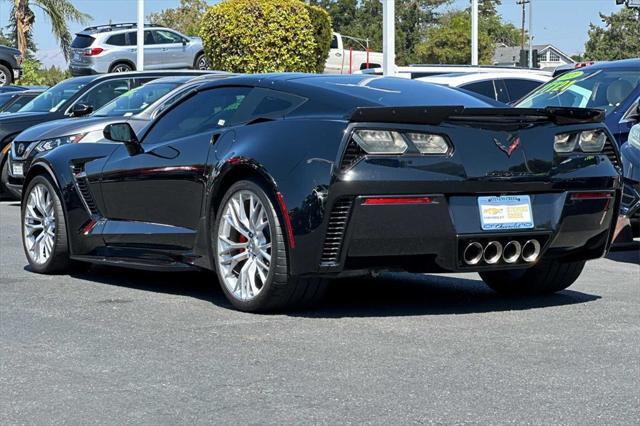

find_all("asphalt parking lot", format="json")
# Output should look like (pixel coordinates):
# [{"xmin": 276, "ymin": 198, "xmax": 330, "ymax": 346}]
[{"xmin": 1, "ymin": 199, "xmax": 639, "ymax": 425}]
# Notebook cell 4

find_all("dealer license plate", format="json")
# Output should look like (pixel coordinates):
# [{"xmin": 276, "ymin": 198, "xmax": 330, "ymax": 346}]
[
  {"xmin": 11, "ymin": 162, "xmax": 24, "ymax": 177},
  {"xmin": 478, "ymin": 195, "xmax": 534, "ymax": 231}
]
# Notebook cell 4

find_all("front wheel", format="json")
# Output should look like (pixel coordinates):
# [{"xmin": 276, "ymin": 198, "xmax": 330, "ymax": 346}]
[
  {"xmin": 479, "ymin": 259, "xmax": 586, "ymax": 296},
  {"xmin": 21, "ymin": 175, "xmax": 70, "ymax": 273},
  {"xmin": 213, "ymin": 180, "xmax": 326, "ymax": 312},
  {"xmin": 0, "ymin": 64, "xmax": 11, "ymax": 86},
  {"xmin": 195, "ymin": 53, "xmax": 209, "ymax": 70}
]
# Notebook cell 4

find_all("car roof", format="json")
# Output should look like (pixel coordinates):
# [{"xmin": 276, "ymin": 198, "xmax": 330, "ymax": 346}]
[
  {"xmin": 579, "ymin": 58, "xmax": 640, "ymax": 71},
  {"xmin": 358, "ymin": 65, "xmax": 553, "ymax": 78},
  {"xmin": 417, "ymin": 72, "xmax": 550, "ymax": 86},
  {"xmin": 198, "ymin": 73, "xmax": 494, "ymax": 112}
]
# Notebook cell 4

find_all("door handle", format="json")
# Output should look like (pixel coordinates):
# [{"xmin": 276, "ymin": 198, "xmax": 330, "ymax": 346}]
[{"xmin": 335, "ymin": 53, "xmax": 342, "ymax": 57}]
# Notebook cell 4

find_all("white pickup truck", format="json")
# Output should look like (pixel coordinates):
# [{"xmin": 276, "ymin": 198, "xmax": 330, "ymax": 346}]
[{"xmin": 324, "ymin": 33, "xmax": 383, "ymax": 74}]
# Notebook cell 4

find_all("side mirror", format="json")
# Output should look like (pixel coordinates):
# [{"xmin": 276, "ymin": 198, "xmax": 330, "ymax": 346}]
[
  {"xmin": 70, "ymin": 103, "xmax": 93, "ymax": 117},
  {"xmin": 104, "ymin": 122, "xmax": 142, "ymax": 155}
]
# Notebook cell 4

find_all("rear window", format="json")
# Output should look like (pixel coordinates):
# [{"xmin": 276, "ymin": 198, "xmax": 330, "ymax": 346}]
[
  {"xmin": 71, "ymin": 34, "xmax": 95, "ymax": 49},
  {"xmin": 460, "ymin": 81, "xmax": 496, "ymax": 100},
  {"xmin": 106, "ymin": 33, "xmax": 126, "ymax": 46},
  {"xmin": 304, "ymin": 76, "xmax": 493, "ymax": 108}
]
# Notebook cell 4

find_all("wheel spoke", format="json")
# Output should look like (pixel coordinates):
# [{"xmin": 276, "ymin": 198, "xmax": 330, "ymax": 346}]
[{"xmin": 23, "ymin": 183, "xmax": 56, "ymax": 265}]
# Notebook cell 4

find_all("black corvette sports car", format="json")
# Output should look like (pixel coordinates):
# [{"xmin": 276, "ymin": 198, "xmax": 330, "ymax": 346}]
[{"xmin": 20, "ymin": 74, "xmax": 621, "ymax": 312}]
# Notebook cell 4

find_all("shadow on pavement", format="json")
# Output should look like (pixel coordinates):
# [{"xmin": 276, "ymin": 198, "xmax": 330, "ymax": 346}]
[
  {"xmin": 59, "ymin": 265, "xmax": 600, "ymax": 317},
  {"xmin": 606, "ymin": 246, "xmax": 640, "ymax": 266}
]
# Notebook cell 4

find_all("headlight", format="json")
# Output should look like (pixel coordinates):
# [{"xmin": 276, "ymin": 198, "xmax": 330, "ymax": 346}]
[
  {"xmin": 35, "ymin": 133, "xmax": 86, "ymax": 153},
  {"xmin": 629, "ymin": 125, "xmax": 640, "ymax": 150},
  {"xmin": 406, "ymin": 133, "xmax": 451, "ymax": 155},
  {"xmin": 554, "ymin": 133, "xmax": 577, "ymax": 153},
  {"xmin": 352, "ymin": 130, "xmax": 408, "ymax": 154},
  {"xmin": 579, "ymin": 130, "xmax": 607, "ymax": 152}
]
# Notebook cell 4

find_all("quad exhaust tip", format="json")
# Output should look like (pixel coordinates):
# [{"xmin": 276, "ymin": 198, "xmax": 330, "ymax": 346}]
[
  {"xmin": 463, "ymin": 242, "xmax": 483, "ymax": 265},
  {"xmin": 502, "ymin": 240, "xmax": 522, "ymax": 264},
  {"xmin": 483, "ymin": 241, "xmax": 503, "ymax": 264},
  {"xmin": 522, "ymin": 239, "xmax": 541, "ymax": 263}
]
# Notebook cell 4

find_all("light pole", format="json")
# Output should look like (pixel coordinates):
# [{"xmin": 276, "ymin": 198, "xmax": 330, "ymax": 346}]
[
  {"xmin": 382, "ymin": 0, "xmax": 395, "ymax": 76},
  {"xmin": 137, "ymin": 0, "xmax": 144, "ymax": 71},
  {"xmin": 528, "ymin": 0, "xmax": 533, "ymax": 67},
  {"xmin": 471, "ymin": 0, "xmax": 478, "ymax": 65}
]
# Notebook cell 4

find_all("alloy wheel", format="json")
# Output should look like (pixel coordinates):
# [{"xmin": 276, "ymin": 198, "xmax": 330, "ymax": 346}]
[
  {"xmin": 197, "ymin": 57, "xmax": 209, "ymax": 70},
  {"xmin": 0, "ymin": 71, "xmax": 7, "ymax": 86},
  {"xmin": 112, "ymin": 65, "xmax": 131, "ymax": 73},
  {"xmin": 217, "ymin": 190, "xmax": 272, "ymax": 301},
  {"xmin": 23, "ymin": 183, "xmax": 56, "ymax": 265}
]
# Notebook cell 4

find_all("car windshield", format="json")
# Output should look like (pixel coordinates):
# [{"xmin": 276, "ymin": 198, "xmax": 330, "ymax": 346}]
[
  {"xmin": 515, "ymin": 69, "xmax": 640, "ymax": 115},
  {"xmin": 92, "ymin": 82, "xmax": 182, "ymax": 117},
  {"xmin": 18, "ymin": 80, "xmax": 87, "ymax": 113}
]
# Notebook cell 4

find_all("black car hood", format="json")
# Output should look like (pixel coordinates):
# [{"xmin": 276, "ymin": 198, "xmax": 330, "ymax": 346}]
[{"xmin": 0, "ymin": 111, "xmax": 52, "ymax": 125}]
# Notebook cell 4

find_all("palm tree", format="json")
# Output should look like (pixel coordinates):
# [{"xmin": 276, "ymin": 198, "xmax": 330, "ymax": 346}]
[{"xmin": 12, "ymin": 0, "xmax": 91, "ymax": 61}]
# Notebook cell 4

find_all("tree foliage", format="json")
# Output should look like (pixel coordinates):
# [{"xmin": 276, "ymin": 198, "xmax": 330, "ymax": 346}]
[
  {"xmin": 148, "ymin": 0, "xmax": 209, "ymax": 37},
  {"xmin": 199, "ymin": 0, "xmax": 319, "ymax": 73},
  {"xmin": 17, "ymin": 58, "xmax": 69, "ymax": 86},
  {"xmin": 414, "ymin": 11, "xmax": 495, "ymax": 65},
  {"xmin": 584, "ymin": 7, "xmax": 640, "ymax": 61},
  {"xmin": 305, "ymin": 5, "xmax": 333, "ymax": 73},
  {"xmin": 11, "ymin": 0, "xmax": 91, "ymax": 61},
  {"xmin": 310, "ymin": 0, "xmax": 449, "ymax": 65}
]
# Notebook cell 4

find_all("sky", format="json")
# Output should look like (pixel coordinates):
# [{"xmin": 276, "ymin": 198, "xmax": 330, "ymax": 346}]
[{"xmin": 0, "ymin": 0, "xmax": 624, "ymax": 68}]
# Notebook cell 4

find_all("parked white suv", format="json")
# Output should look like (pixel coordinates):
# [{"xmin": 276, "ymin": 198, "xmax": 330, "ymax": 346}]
[
  {"xmin": 69, "ymin": 23, "xmax": 208, "ymax": 76},
  {"xmin": 324, "ymin": 33, "xmax": 383, "ymax": 74}
]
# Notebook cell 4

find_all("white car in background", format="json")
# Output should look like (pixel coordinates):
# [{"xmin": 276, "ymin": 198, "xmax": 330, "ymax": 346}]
[
  {"xmin": 324, "ymin": 33, "xmax": 383, "ymax": 74},
  {"xmin": 416, "ymin": 72, "xmax": 552, "ymax": 104},
  {"xmin": 357, "ymin": 64, "xmax": 552, "ymax": 79}
]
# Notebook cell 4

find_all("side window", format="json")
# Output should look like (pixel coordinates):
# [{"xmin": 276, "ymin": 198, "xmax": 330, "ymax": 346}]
[
  {"xmin": 106, "ymin": 33, "xmax": 126, "ymax": 46},
  {"xmin": 153, "ymin": 30, "xmax": 183, "ymax": 44},
  {"xmin": 330, "ymin": 35, "xmax": 338, "ymax": 49},
  {"xmin": 242, "ymin": 88, "xmax": 306, "ymax": 120},
  {"xmin": 6, "ymin": 96, "xmax": 34, "ymax": 113},
  {"xmin": 127, "ymin": 31, "xmax": 155, "ymax": 45},
  {"xmin": 144, "ymin": 87, "xmax": 252, "ymax": 145},
  {"xmin": 504, "ymin": 79, "xmax": 544, "ymax": 103},
  {"xmin": 74, "ymin": 79, "xmax": 131, "ymax": 111},
  {"xmin": 460, "ymin": 80, "xmax": 496, "ymax": 101}
]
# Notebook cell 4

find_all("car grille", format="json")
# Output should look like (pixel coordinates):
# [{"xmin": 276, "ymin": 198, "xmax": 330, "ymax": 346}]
[
  {"xmin": 12, "ymin": 141, "xmax": 34, "ymax": 160},
  {"xmin": 320, "ymin": 198, "xmax": 353, "ymax": 265},
  {"xmin": 71, "ymin": 164, "xmax": 100, "ymax": 215},
  {"xmin": 339, "ymin": 139, "xmax": 366, "ymax": 172}
]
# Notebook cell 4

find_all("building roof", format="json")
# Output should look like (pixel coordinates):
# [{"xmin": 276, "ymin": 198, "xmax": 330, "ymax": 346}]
[{"xmin": 493, "ymin": 44, "xmax": 575, "ymax": 65}]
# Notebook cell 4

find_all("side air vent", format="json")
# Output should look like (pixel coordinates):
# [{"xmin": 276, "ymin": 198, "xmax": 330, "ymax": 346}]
[
  {"xmin": 320, "ymin": 198, "xmax": 353, "ymax": 265},
  {"xmin": 602, "ymin": 140, "xmax": 621, "ymax": 169},
  {"xmin": 339, "ymin": 139, "xmax": 367, "ymax": 172},
  {"xmin": 71, "ymin": 164, "xmax": 100, "ymax": 215}
]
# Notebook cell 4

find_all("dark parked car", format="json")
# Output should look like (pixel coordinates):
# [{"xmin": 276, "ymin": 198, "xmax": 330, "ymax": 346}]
[
  {"xmin": 516, "ymin": 59, "xmax": 639, "ymax": 235},
  {"xmin": 21, "ymin": 74, "xmax": 621, "ymax": 312},
  {"xmin": 0, "ymin": 70, "xmax": 209, "ymax": 199},
  {"xmin": 0, "ymin": 89, "xmax": 45, "ymax": 113},
  {"xmin": 5, "ymin": 74, "xmax": 230, "ymax": 197},
  {"xmin": 0, "ymin": 45, "xmax": 23, "ymax": 86}
]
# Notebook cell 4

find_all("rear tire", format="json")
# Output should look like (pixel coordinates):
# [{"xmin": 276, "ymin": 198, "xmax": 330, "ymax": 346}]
[
  {"xmin": 212, "ymin": 179, "xmax": 326, "ymax": 312},
  {"xmin": 109, "ymin": 62, "xmax": 134, "ymax": 73},
  {"xmin": 0, "ymin": 64, "xmax": 11, "ymax": 86},
  {"xmin": 21, "ymin": 175, "xmax": 70, "ymax": 274},
  {"xmin": 480, "ymin": 260, "xmax": 586, "ymax": 296}
]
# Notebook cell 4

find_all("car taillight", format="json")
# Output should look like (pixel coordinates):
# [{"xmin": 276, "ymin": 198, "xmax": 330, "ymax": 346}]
[{"xmin": 83, "ymin": 47, "xmax": 104, "ymax": 56}]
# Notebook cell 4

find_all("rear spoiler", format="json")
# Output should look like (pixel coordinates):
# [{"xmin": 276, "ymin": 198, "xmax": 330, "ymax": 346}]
[{"xmin": 349, "ymin": 106, "xmax": 605, "ymax": 126}]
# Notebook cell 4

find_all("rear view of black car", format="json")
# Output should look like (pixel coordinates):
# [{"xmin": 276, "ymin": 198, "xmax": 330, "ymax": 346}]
[{"xmin": 19, "ymin": 74, "xmax": 621, "ymax": 312}]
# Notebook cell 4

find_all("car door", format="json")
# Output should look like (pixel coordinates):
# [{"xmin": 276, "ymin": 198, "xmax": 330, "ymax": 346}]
[
  {"xmin": 151, "ymin": 30, "xmax": 188, "ymax": 68},
  {"xmin": 128, "ymin": 30, "xmax": 163, "ymax": 69},
  {"xmin": 325, "ymin": 34, "xmax": 344, "ymax": 74},
  {"xmin": 99, "ymin": 86, "xmax": 253, "ymax": 248}
]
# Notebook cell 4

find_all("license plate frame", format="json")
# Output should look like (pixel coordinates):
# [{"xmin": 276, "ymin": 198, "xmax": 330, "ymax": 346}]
[{"xmin": 478, "ymin": 195, "xmax": 534, "ymax": 231}]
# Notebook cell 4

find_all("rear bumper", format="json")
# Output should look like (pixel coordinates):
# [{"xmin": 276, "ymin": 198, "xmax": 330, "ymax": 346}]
[
  {"xmin": 69, "ymin": 65, "xmax": 99, "ymax": 76},
  {"xmin": 307, "ymin": 191, "xmax": 618, "ymax": 275}
]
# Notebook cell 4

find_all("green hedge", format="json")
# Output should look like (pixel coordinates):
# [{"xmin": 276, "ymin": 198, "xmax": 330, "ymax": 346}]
[
  {"xmin": 304, "ymin": 4, "xmax": 332, "ymax": 74},
  {"xmin": 199, "ymin": 0, "xmax": 331, "ymax": 73}
]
